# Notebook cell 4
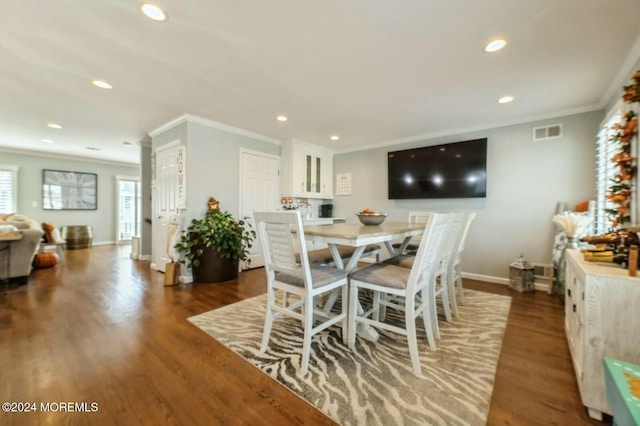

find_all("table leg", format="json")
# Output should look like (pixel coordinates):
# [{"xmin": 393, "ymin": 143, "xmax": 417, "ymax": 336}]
[
  {"xmin": 385, "ymin": 236, "xmax": 413, "ymax": 256},
  {"xmin": 322, "ymin": 243, "xmax": 380, "ymax": 342}
]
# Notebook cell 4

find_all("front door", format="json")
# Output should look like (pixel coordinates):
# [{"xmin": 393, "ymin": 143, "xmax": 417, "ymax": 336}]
[
  {"xmin": 240, "ymin": 150, "xmax": 279, "ymax": 269},
  {"xmin": 152, "ymin": 142, "xmax": 180, "ymax": 272}
]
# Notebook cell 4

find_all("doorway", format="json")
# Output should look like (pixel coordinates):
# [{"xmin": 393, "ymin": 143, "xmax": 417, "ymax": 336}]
[
  {"xmin": 116, "ymin": 176, "xmax": 141, "ymax": 244},
  {"xmin": 152, "ymin": 141, "xmax": 180, "ymax": 272},
  {"xmin": 240, "ymin": 149, "xmax": 279, "ymax": 269}
]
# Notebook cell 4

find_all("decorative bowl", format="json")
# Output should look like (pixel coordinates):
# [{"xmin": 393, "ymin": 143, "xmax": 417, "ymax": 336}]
[{"xmin": 356, "ymin": 213, "xmax": 387, "ymax": 226}]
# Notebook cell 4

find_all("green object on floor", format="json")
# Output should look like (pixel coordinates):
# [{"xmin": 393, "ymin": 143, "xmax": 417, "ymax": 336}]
[{"xmin": 603, "ymin": 357, "xmax": 640, "ymax": 426}]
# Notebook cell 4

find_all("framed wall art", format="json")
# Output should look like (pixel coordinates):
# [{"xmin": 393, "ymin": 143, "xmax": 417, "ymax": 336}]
[{"xmin": 42, "ymin": 169, "xmax": 98, "ymax": 210}]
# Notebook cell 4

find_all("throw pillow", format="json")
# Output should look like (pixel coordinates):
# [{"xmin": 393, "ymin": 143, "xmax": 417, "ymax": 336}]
[
  {"xmin": 0, "ymin": 224, "xmax": 19, "ymax": 235},
  {"xmin": 42, "ymin": 222, "xmax": 57, "ymax": 243},
  {"xmin": 0, "ymin": 213, "xmax": 14, "ymax": 221}
]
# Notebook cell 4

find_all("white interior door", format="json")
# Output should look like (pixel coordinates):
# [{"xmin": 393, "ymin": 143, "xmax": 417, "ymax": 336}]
[
  {"xmin": 152, "ymin": 142, "xmax": 180, "ymax": 272},
  {"xmin": 240, "ymin": 150, "xmax": 279, "ymax": 269}
]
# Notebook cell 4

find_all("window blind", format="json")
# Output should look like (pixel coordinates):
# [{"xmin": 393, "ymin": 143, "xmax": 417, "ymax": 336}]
[
  {"xmin": 0, "ymin": 166, "xmax": 18, "ymax": 214},
  {"xmin": 594, "ymin": 112, "xmax": 621, "ymax": 234}
]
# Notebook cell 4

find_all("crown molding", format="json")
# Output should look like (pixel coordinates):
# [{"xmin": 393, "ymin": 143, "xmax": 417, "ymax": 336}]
[
  {"xmin": 148, "ymin": 113, "xmax": 281, "ymax": 145},
  {"xmin": 335, "ymin": 103, "xmax": 603, "ymax": 154},
  {"xmin": 600, "ymin": 33, "xmax": 640, "ymax": 109},
  {"xmin": 148, "ymin": 114, "xmax": 188, "ymax": 137},
  {"xmin": 0, "ymin": 147, "xmax": 140, "ymax": 167}
]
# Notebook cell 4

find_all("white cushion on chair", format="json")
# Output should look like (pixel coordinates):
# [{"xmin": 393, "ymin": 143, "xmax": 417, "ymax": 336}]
[
  {"xmin": 277, "ymin": 266, "xmax": 348, "ymax": 288},
  {"xmin": 302, "ymin": 244, "xmax": 382, "ymax": 265},
  {"xmin": 350, "ymin": 263, "xmax": 410, "ymax": 289}
]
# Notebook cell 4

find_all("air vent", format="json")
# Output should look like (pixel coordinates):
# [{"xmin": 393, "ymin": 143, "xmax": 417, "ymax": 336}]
[
  {"xmin": 532, "ymin": 262, "xmax": 554, "ymax": 289},
  {"xmin": 532, "ymin": 123, "xmax": 563, "ymax": 141}
]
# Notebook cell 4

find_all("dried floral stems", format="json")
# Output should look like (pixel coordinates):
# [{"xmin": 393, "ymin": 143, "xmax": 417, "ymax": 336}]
[{"xmin": 552, "ymin": 212, "xmax": 592, "ymax": 238}]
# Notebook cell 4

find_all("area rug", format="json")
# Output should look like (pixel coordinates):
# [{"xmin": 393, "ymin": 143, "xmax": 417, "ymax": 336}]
[{"xmin": 188, "ymin": 289, "xmax": 511, "ymax": 426}]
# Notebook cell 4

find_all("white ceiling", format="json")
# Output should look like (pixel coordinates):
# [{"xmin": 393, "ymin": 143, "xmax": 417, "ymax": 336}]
[{"xmin": 2, "ymin": 0, "xmax": 640, "ymax": 165}]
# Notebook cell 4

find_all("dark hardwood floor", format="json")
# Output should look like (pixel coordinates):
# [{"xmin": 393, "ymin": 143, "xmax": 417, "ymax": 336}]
[{"xmin": 1, "ymin": 245, "xmax": 610, "ymax": 425}]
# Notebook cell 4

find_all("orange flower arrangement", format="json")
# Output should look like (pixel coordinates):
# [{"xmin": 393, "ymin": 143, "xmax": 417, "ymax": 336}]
[
  {"xmin": 606, "ymin": 69, "xmax": 640, "ymax": 228},
  {"xmin": 606, "ymin": 107, "xmax": 637, "ymax": 228}
]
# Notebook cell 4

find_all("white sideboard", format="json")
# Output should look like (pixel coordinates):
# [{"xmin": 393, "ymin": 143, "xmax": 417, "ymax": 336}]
[{"xmin": 564, "ymin": 249, "xmax": 640, "ymax": 420}]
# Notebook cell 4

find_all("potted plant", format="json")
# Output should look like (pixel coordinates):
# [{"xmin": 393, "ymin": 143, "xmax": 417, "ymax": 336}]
[{"xmin": 174, "ymin": 208, "xmax": 255, "ymax": 283}]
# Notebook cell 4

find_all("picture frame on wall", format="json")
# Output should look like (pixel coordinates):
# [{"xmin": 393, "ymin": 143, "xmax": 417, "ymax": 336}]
[{"xmin": 42, "ymin": 169, "xmax": 98, "ymax": 210}]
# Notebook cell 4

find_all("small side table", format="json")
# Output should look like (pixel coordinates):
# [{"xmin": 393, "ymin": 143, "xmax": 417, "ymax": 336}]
[
  {"xmin": 604, "ymin": 357, "xmax": 640, "ymax": 426},
  {"xmin": 1, "ymin": 233, "xmax": 23, "ymax": 292}
]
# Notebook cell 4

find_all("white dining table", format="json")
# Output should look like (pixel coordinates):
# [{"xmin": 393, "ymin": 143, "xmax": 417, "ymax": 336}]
[
  {"xmin": 302, "ymin": 221, "xmax": 425, "ymax": 341},
  {"xmin": 303, "ymin": 221, "xmax": 425, "ymax": 271}
]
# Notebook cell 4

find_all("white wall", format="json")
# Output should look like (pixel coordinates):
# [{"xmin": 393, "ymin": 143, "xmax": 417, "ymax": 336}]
[
  {"xmin": 1, "ymin": 150, "xmax": 140, "ymax": 244},
  {"xmin": 333, "ymin": 110, "xmax": 602, "ymax": 280},
  {"xmin": 183, "ymin": 121, "xmax": 280, "ymax": 223}
]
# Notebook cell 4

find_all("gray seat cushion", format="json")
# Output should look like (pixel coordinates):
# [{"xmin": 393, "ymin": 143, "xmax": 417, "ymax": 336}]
[
  {"xmin": 276, "ymin": 265, "xmax": 348, "ymax": 289},
  {"xmin": 300, "ymin": 244, "xmax": 382, "ymax": 265},
  {"xmin": 349, "ymin": 263, "xmax": 410, "ymax": 289},
  {"xmin": 383, "ymin": 254, "xmax": 415, "ymax": 269}
]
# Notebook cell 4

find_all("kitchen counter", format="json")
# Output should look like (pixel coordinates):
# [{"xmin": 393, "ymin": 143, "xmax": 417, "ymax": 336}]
[{"xmin": 302, "ymin": 217, "xmax": 346, "ymax": 225}]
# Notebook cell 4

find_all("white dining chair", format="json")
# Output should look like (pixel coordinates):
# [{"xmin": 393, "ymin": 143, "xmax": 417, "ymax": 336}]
[
  {"xmin": 391, "ymin": 211, "xmax": 433, "ymax": 255},
  {"xmin": 447, "ymin": 212, "xmax": 476, "ymax": 316},
  {"xmin": 384, "ymin": 213, "xmax": 463, "ymax": 338},
  {"xmin": 347, "ymin": 212, "xmax": 450, "ymax": 376},
  {"xmin": 253, "ymin": 211, "xmax": 349, "ymax": 376}
]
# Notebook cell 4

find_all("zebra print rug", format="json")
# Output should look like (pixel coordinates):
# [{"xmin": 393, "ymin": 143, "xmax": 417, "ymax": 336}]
[{"xmin": 188, "ymin": 289, "xmax": 511, "ymax": 426}]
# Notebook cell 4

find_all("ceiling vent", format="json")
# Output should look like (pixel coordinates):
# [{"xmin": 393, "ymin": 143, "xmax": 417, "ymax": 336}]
[{"xmin": 532, "ymin": 123, "xmax": 563, "ymax": 141}]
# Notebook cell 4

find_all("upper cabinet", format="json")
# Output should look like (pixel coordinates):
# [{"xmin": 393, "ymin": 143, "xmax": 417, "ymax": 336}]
[{"xmin": 281, "ymin": 140, "xmax": 333, "ymax": 199}]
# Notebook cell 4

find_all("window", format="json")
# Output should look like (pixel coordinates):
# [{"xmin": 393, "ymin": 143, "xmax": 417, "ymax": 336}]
[
  {"xmin": 0, "ymin": 165, "xmax": 18, "ymax": 214},
  {"xmin": 594, "ymin": 109, "xmax": 622, "ymax": 234},
  {"xmin": 116, "ymin": 176, "xmax": 141, "ymax": 242}
]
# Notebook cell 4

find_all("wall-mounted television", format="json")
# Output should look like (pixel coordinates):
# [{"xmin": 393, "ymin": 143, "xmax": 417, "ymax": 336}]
[{"xmin": 387, "ymin": 138, "xmax": 487, "ymax": 199}]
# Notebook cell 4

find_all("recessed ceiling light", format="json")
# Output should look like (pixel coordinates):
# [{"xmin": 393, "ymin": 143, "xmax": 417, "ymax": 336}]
[
  {"xmin": 92, "ymin": 80, "xmax": 113, "ymax": 89},
  {"xmin": 42, "ymin": 139, "xmax": 54, "ymax": 144},
  {"xmin": 86, "ymin": 146, "xmax": 101, "ymax": 151},
  {"xmin": 485, "ymin": 39, "xmax": 507, "ymax": 53},
  {"xmin": 47, "ymin": 123, "xmax": 62, "ymax": 129},
  {"xmin": 140, "ymin": 3, "xmax": 167, "ymax": 21},
  {"xmin": 330, "ymin": 135, "xmax": 339, "ymax": 141},
  {"xmin": 498, "ymin": 95, "xmax": 514, "ymax": 104},
  {"xmin": 277, "ymin": 115, "xmax": 288, "ymax": 122}
]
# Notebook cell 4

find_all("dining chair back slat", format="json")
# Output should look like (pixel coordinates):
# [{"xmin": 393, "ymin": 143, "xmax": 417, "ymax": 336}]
[{"xmin": 253, "ymin": 211, "xmax": 348, "ymax": 376}]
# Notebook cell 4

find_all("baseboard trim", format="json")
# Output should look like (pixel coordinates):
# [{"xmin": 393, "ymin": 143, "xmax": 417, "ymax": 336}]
[
  {"xmin": 130, "ymin": 253, "xmax": 150, "ymax": 260},
  {"xmin": 461, "ymin": 272, "xmax": 551, "ymax": 292},
  {"xmin": 92, "ymin": 241, "xmax": 116, "ymax": 247},
  {"xmin": 461, "ymin": 272, "xmax": 509, "ymax": 285}
]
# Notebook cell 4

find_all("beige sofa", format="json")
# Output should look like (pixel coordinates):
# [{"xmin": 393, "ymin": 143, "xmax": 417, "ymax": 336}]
[{"xmin": 0, "ymin": 214, "xmax": 44, "ymax": 284}]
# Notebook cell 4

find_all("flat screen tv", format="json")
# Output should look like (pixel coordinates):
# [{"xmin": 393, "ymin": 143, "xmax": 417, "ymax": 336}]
[{"xmin": 387, "ymin": 138, "xmax": 487, "ymax": 199}]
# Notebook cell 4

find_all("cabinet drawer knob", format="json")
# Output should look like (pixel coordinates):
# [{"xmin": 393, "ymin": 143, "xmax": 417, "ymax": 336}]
[{"xmin": 572, "ymin": 304, "xmax": 576, "ymax": 313}]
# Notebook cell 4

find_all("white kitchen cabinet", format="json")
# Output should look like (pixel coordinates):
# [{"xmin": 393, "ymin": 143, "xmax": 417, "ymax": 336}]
[
  {"xmin": 281, "ymin": 140, "xmax": 333, "ymax": 199},
  {"xmin": 564, "ymin": 249, "xmax": 640, "ymax": 420}
]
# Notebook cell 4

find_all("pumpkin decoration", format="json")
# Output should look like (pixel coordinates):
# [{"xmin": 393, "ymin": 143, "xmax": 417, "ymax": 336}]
[{"xmin": 33, "ymin": 252, "xmax": 59, "ymax": 269}]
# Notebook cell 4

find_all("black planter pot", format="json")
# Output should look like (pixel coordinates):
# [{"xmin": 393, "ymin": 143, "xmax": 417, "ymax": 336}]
[{"xmin": 191, "ymin": 246, "xmax": 239, "ymax": 283}]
